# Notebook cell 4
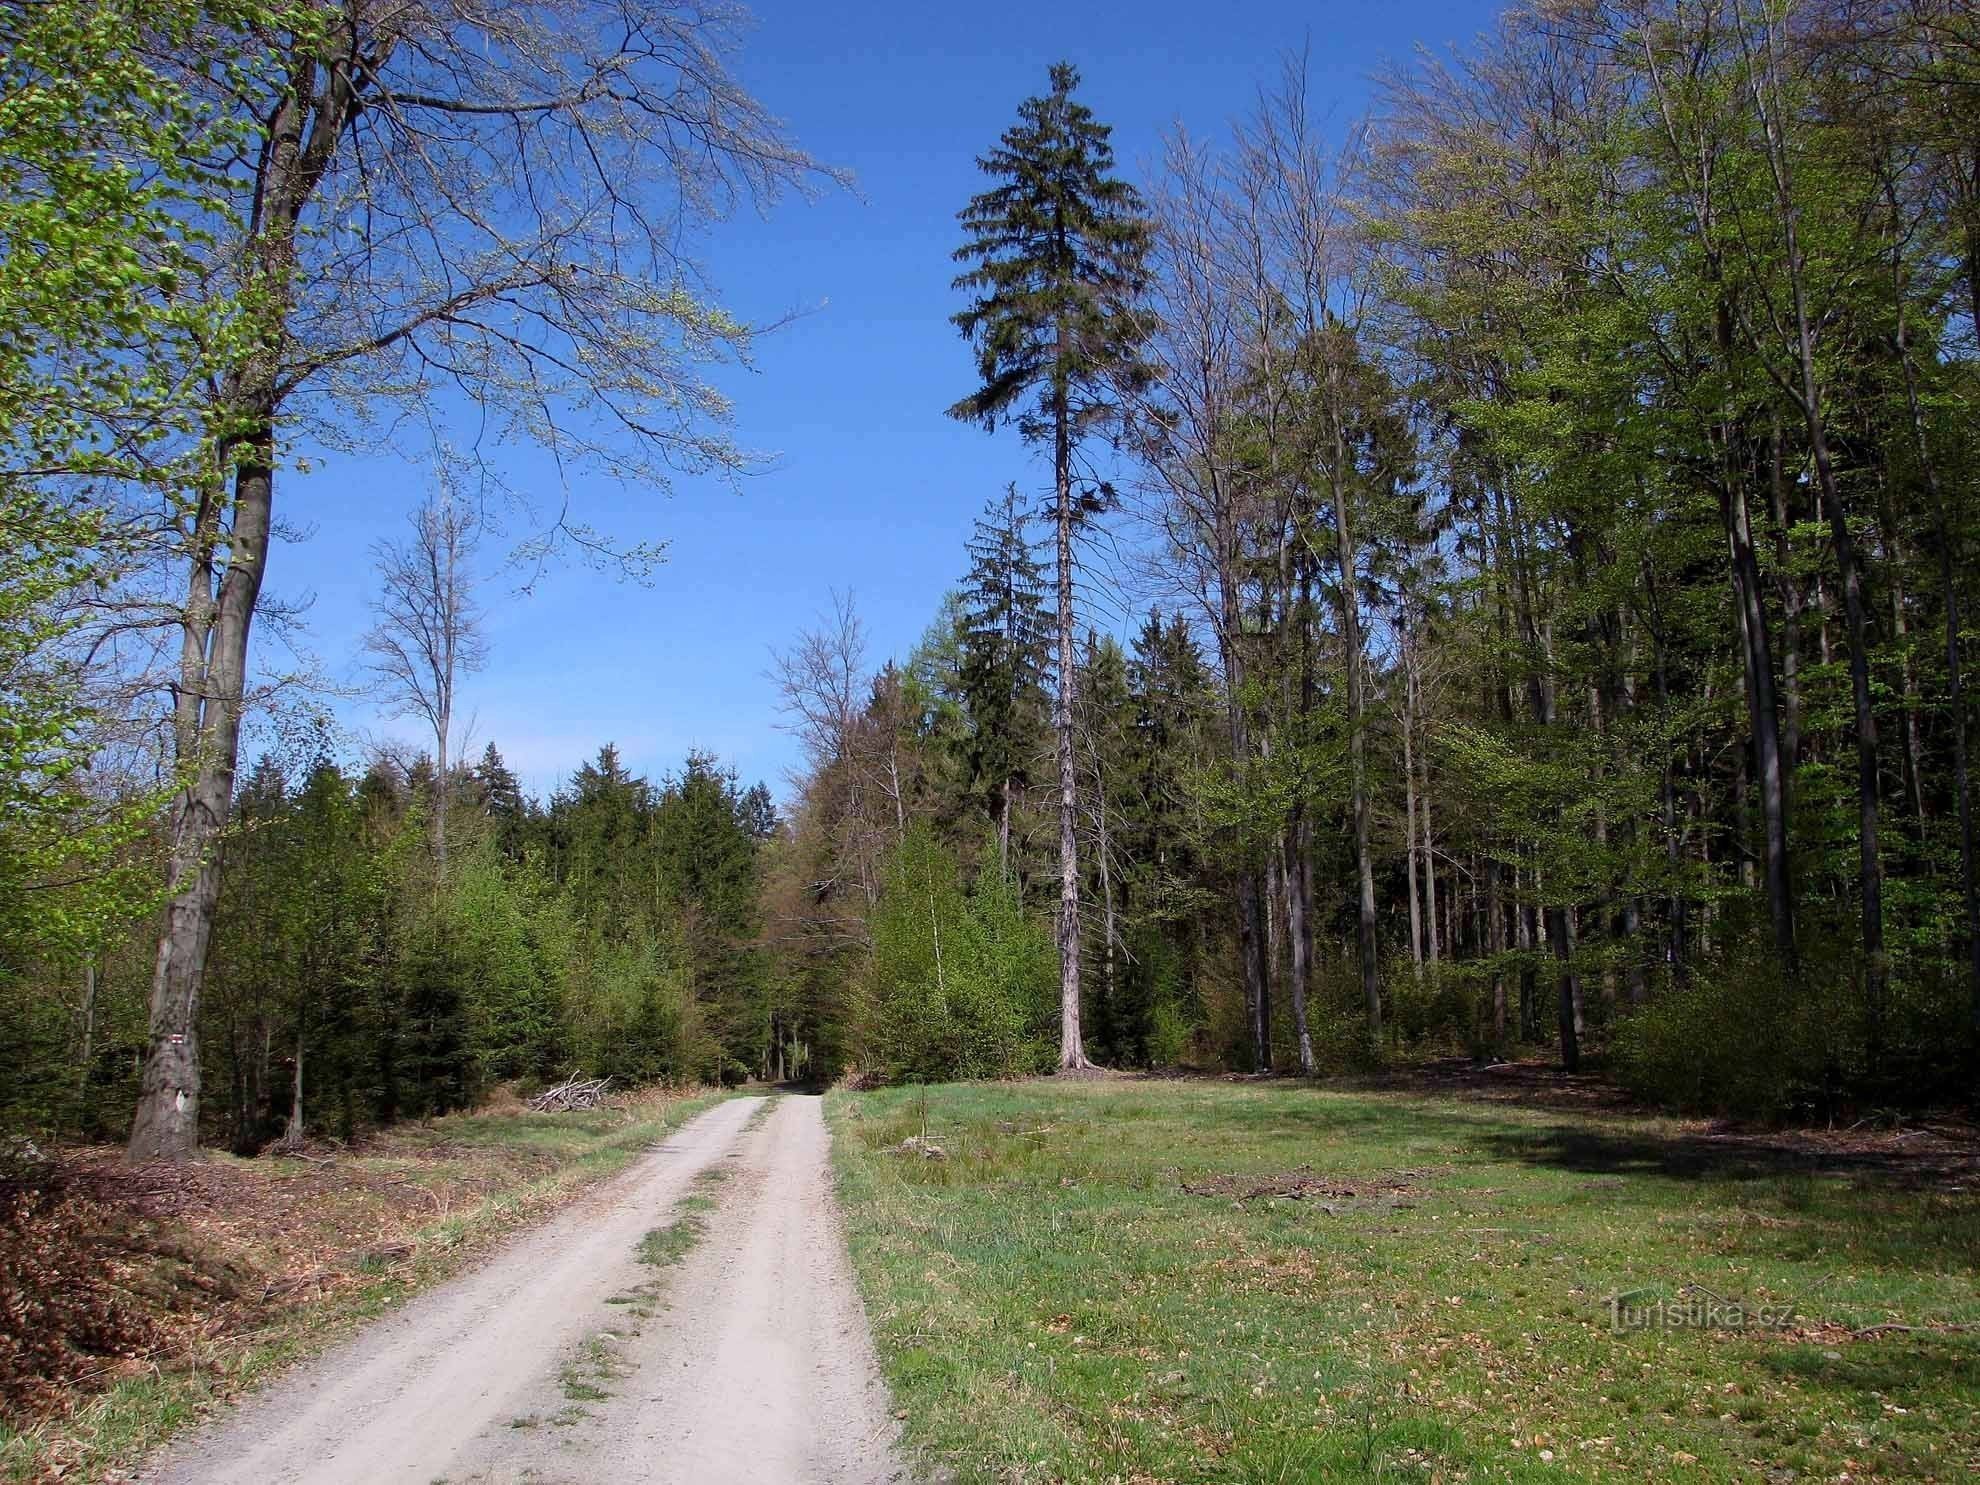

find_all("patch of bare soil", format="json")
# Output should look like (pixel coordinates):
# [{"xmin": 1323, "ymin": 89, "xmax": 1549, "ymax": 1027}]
[
  {"xmin": 1053, "ymin": 1062, "xmax": 1119, "ymax": 1082},
  {"xmin": 1330, "ymin": 1056, "xmax": 1647, "ymax": 1115},
  {"xmin": 1181, "ymin": 1163, "xmax": 1433, "ymax": 1210}
]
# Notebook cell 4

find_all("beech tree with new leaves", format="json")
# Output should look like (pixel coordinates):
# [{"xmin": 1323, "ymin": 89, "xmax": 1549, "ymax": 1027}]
[
  {"xmin": 126, "ymin": 0, "xmax": 837, "ymax": 1162},
  {"xmin": 0, "ymin": 0, "xmax": 292, "ymax": 977}
]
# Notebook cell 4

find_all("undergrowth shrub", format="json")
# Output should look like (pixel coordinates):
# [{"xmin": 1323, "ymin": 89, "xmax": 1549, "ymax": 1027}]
[
  {"xmin": 1384, "ymin": 960, "xmax": 1476, "ymax": 1052},
  {"xmin": 1613, "ymin": 942, "xmax": 1859, "ymax": 1119}
]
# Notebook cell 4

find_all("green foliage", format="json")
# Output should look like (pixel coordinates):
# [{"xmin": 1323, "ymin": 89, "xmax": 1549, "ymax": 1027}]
[
  {"xmin": 0, "ymin": 0, "xmax": 290, "ymax": 486},
  {"xmin": 954, "ymin": 487, "xmax": 1051, "ymax": 846},
  {"xmin": 0, "ymin": 494, "xmax": 166, "ymax": 971},
  {"xmin": 0, "ymin": 0, "xmax": 302, "ymax": 981},
  {"xmin": 1615, "ymin": 937, "xmax": 1973, "ymax": 1121},
  {"xmin": 861, "ymin": 828, "xmax": 1057, "ymax": 1083},
  {"xmin": 1115, "ymin": 927, "xmax": 1198, "ymax": 1068},
  {"xmin": 949, "ymin": 62, "xmax": 1153, "ymax": 442},
  {"xmin": 447, "ymin": 844, "xmax": 561, "ymax": 1082},
  {"xmin": 6, "ymin": 733, "xmax": 777, "ymax": 1143},
  {"xmin": 561, "ymin": 917, "xmax": 711, "ymax": 1086}
]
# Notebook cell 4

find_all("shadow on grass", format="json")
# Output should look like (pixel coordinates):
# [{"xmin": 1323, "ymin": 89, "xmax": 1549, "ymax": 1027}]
[
  {"xmin": 1212, "ymin": 1080, "xmax": 1980, "ymax": 1273},
  {"xmin": 1752, "ymin": 1339, "xmax": 1980, "ymax": 1398},
  {"xmin": 1233, "ymin": 1074, "xmax": 1980, "ymax": 1189}
]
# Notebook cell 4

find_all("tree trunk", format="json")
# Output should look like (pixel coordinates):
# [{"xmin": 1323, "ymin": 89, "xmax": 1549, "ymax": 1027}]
[
  {"xmin": 1624, "ymin": 898, "xmax": 1649, "ymax": 1007},
  {"xmin": 1330, "ymin": 392, "xmax": 1380, "ymax": 1050},
  {"xmin": 285, "ymin": 1034, "xmax": 304, "ymax": 1146},
  {"xmin": 1517, "ymin": 874, "xmax": 1539, "ymax": 1041},
  {"xmin": 998, "ymin": 775, "xmax": 1012, "ymax": 876},
  {"xmin": 1236, "ymin": 869, "xmax": 1270, "ymax": 1071},
  {"xmin": 1052, "ymin": 375, "xmax": 1088, "ymax": 1071},
  {"xmin": 1959, "ymin": 163, "xmax": 1980, "ymax": 1055},
  {"xmin": 1895, "ymin": 276, "xmax": 1980, "ymax": 1059},
  {"xmin": 1486, "ymin": 856, "xmax": 1508, "ymax": 1048},
  {"xmin": 128, "ymin": 442, "xmax": 274, "ymax": 1163},
  {"xmin": 1892, "ymin": 578, "xmax": 1928, "ymax": 824},
  {"xmin": 1097, "ymin": 777, "xmax": 1117, "ymax": 1053},
  {"xmin": 1421, "ymin": 757, "xmax": 1440, "ymax": 968},
  {"xmin": 1287, "ymin": 556, "xmax": 1316, "ymax": 1075},
  {"xmin": 1646, "ymin": 569, "xmax": 1689, "ymax": 983},
  {"xmin": 1714, "ymin": 322, "xmax": 1796, "ymax": 965},
  {"xmin": 1210, "ymin": 468, "xmax": 1272, "ymax": 1073},
  {"xmin": 1404, "ymin": 668, "xmax": 1424, "ymax": 976},
  {"xmin": 1287, "ymin": 817, "xmax": 1315, "ymax": 1074},
  {"xmin": 1816, "ymin": 421, "xmax": 1887, "ymax": 1064},
  {"xmin": 1753, "ymin": 32, "xmax": 1877, "ymax": 1040},
  {"xmin": 434, "ymin": 700, "xmax": 450, "ymax": 870},
  {"xmin": 72, "ymin": 959, "xmax": 98, "ymax": 1129},
  {"xmin": 127, "ymin": 28, "xmax": 364, "ymax": 1163},
  {"xmin": 1767, "ymin": 417, "xmax": 1804, "ymax": 775},
  {"xmin": 1264, "ymin": 842, "xmax": 1283, "ymax": 993}
]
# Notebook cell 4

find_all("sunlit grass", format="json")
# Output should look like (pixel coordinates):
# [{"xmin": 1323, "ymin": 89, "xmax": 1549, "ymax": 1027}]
[{"xmin": 829, "ymin": 1079, "xmax": 1980, "ymax": 1483}]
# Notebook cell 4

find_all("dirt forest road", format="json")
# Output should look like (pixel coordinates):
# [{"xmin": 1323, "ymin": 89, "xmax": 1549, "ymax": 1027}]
[{"xmin": 145, "ymin": 1095, "xmax": 903, "ymax": 1485}]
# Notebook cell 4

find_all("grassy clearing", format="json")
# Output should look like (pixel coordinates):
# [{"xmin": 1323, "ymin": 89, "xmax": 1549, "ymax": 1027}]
[
  {"xmin": 1, "ymin": 1085, "xmax": 733, "ymax": 1485},
  {"xmin": 829, "ymin": 1078, "xmax": 1980, "ymax": 1483}
]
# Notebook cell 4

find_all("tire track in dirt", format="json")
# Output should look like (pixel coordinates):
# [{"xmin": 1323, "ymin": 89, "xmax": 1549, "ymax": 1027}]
[
  {"xmin": 447, "ymin": 1094, "xmax": 903, "ymax": 1485},
  {"xmin": 143, "ymin": 1094, "xmax": 901, "ymax": 1485}
]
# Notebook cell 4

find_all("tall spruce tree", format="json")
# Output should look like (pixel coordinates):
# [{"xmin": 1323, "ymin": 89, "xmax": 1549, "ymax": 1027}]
[{"xmin": 950, "ymin": 62, "xmax": 1152, "ymax": 1070}]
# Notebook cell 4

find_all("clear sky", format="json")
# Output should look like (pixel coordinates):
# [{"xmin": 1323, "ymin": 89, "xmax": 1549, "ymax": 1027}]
[{"xmin": 273, "ymin": 0, "xmax": 1505, "ymax": 802}]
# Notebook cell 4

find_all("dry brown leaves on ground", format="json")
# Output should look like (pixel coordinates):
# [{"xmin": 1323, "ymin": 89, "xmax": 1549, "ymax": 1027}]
[{"xmin": 0, "ymin": 1124, "xmax": 567, "ymax": 1433}]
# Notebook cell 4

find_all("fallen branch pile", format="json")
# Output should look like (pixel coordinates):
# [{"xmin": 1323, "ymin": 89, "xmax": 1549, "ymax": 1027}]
[{"xmin": 528, "ymin": 1074, "xmax": 613, "ymax": 1112}]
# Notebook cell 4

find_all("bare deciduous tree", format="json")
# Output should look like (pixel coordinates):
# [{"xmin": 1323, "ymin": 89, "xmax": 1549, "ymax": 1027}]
[
  {"xmin": 364, "ymin": 488, "xmax": 486, "ymax": 869},
  {"xmin": 1125, "ymin": 125, "xmax": 1276, "ymax": 1072},
  {"xmin": 770, "ymin": 590, "xmax": 893, "ymax": 907},
  {"xmin": 128, "ymin": 0, "xmax": 838, "ymax": 1162},
  {"xmin": 770, "ymin": 589, "xmax": 867, "ymax": 778}
]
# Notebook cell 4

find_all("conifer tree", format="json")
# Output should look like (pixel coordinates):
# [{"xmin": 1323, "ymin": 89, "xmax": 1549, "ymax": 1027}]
[
  {"xmin": 950, "ymin": 62, "xmax": 1153, "ymax": 1070},
  {"xmin": 472, "ymin": 743, "xmax": 527, "ymax": 858},
  {"xmin": 957, "ymin": 486, "xmax": 1052, "ymax": 873}
]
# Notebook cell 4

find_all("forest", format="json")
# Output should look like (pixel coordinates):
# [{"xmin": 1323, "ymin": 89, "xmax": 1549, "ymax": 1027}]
[
  {"xmin": 5, "ymin": 0, "xmax": 1980, "ymax": 1175},
  {"xmin": 772, "ymin": 2, "xmax": 1980, "ymax": 1120}
]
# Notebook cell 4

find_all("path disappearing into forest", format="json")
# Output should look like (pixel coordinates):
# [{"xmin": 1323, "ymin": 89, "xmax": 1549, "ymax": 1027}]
[{"xmin": 145, "ymin": 1095, "xmax": 903, "ymax": 1485}]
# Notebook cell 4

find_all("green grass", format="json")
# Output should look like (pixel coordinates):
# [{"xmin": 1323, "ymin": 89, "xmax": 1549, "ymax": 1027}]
[
  {"xmin": 828, "ymin": 1079, "xmax": 1980, "ymax": 1483},
  {"xmin": 636, "ymin": 1195, "xmax": 715, "ymax": 1269},
  {"xmin": 558, "ymin": 1330, "xmax": 628, "ymax": 1405},
  {"xmin": 2, "ymin": 1087, "xmax": 736, "ymax": 1484},
  {"xmin": 615, "ymin": 1164, "xmax": 736, "ymax": 1324}
]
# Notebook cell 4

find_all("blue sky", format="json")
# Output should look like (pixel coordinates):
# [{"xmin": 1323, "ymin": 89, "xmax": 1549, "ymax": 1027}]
[{"xmin": 272, "ymin": 0, "xmax": 1503, "ymax": 802}]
